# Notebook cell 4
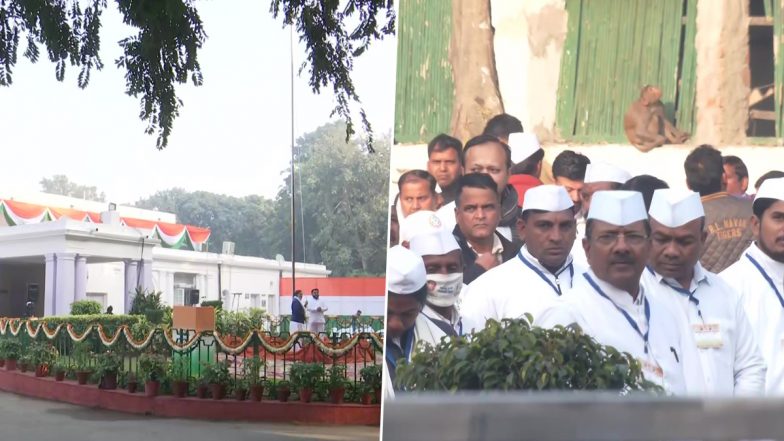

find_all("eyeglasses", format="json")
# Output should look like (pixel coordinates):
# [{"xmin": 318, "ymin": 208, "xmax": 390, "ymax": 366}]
[{"xmin": 593, "ymin": 231, "xmax": 649, "ymax": 246}]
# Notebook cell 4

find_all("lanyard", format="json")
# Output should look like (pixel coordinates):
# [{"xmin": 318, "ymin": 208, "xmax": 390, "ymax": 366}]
[
  {"xmin": 518, "ymin": 251, "xmax": 574, "ymax": 296},
  {"xmin": 385, "ymin": 327, "xmax": 415, "ymax": 370},
  {"xmin": 745, "ymin": 253, "xmax": 784, "ymax": 308},
  {"xmin": 646, "ymin": 266, "xmax": 704, "ymax": 321},
  {"xmin": 584, "ymin": 273, "xmax": 651, "ymax": 354}
]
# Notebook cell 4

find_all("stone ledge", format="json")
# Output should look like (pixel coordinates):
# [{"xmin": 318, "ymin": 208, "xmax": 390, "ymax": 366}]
[{"xmin": 0, "ymin": 369, "xmax": 380, "ymax": 426}]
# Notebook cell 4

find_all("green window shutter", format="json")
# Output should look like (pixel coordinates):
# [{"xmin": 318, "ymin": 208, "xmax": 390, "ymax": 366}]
[
  {"xmin": 556, "ymin": 0, "xmax": 696, "ymax": 142},
  {"xmin": 394, "ymin": 0, "xmax": 454, "ymax": 144}
]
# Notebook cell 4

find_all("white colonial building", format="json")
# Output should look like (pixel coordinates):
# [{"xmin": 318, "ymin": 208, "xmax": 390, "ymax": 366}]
[{"xmin": 0, "ymin": 192, "xmax": 328, "ymax": 318}]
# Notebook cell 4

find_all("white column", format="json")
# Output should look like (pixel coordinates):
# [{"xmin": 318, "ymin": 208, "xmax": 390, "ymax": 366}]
[
  {"xmin": 124, "ymin": 260, "xmax": 138, "ymax": 314},
  {"xmin": 140, "ymin": 259, "xmax": 153, "ymax": 293},
  {"xmin": 44, "ymin": 254, "xmax": 56, "ymax": 317},
  {"xmin": 74, "ymin": 256, "xmax": 88, "ymax": 302},
  {"xmin": 55, "ymin": 253, "xmax": 76, "ymax": 316}
]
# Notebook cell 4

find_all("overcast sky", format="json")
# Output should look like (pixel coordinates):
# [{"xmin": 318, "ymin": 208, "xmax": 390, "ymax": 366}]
[{"xmin": 0, "ymin": 0, "xmax": 395, "ymax": 204}]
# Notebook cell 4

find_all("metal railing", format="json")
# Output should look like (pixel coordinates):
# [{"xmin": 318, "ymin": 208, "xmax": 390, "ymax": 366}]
[{"xmin": 383, "ymin": 391, "xmax": 784, "ymax": 441}]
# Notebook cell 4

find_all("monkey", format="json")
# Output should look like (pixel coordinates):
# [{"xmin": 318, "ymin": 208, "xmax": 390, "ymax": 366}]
[{"xmin": 624, "ymin": 85, "xmax": 690, "ymax": 152}]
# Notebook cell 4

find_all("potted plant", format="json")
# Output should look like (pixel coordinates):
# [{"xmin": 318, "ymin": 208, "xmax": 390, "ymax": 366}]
[
  {"xmin": 327, "ymin": 365, "xmax": 350, "ymax": 404},
  {"xmin": 125, "ymin": 371, "xmax": 139, "ymax": 393},
  {"xmin": 168, "ymin": 356, "xmax": 191, "ymax": 398},
  {"xmin": 290, "ymin": 362, "xmax": 325, "ymax": 403},
  {"xmin": 94, "ymin": 351, "xmax": 123, "ymax": 389},
  {"xmin": 275, "ymin": 380, "xmax": 291, "ymax": 402},
  {"xmin": 233, "ymin": 377, "xmax": 248, "ymax": 401},
  {"xmin": 201, "ymin": 359, "xmax": 231, "ymax": 400},
  {"xmin": 138, "ymin": 353, "xmax": 168, "ymax": 397},
  {"xmin": 1, "ymin": 339, "xmax": 22, "ymax": 371},
  {"xmin": 360, "ymin": 365, "xmax": 382, "ymax": 404},
  {"xmin": 52, "ymin": 358, "xmax": 71, "ymax": 382},
  {"xmin": 358, "ymin": 382, "xmax": 374, "ymax": 405},
  {"xmin": 243, "ymin": 357, "xmax": 265, "ymax": 401},
  {"xmin": 18, "ymin": 353, "xmax": 33, "ymax": 373},
  {"xmin": 72, "ymin": 342, "xmax": 94, "ymax": 385},
  {"xmin": 26, "ymin": 342, "xmax": 57, "ymax": 377},
  {"xmin": 195, "ymin": 375, "xmax": 209, "ymax": 399}
]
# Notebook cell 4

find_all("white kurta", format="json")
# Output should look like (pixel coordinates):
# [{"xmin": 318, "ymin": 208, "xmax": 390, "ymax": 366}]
[
  {"xmin": 721, "ymin": 242, "xmax": 784, "ymax": 395},
  {"xmin": 643, "ymin": 264, "xmax": 766, "ymax": 396},
  {"xmin": 306, "ymin": 297, "xmax": 327, "ymax": 324},
  {"xmin": 536, "ymin": 270, "xmax": 706, "ymax": 396},
  {"xmin": 460, "ymin": 246, "xmax": 581, "ymax": 332}
]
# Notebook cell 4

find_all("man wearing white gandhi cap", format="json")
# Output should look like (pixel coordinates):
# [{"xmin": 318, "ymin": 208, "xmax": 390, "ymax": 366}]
[
  {"xmin": 461, "ymin": 185, "xmax": 583, "ymax": 330},
  {"xmin": 385, "ymin": 245, "xmax": 447, "ymax": 397},
  {"xmin": 409, "ymin": 228, "xmax": 466, "ymax": 337},
  {"xmin": 569, "ymin": 162, "xmax": 632, "ymax": 267},
  {"xmin": 642, "ymin": 189, "xmax": 765, "ymax": 395},
  {"xmin": 721, "ymin": 177, "xmax": 784, "ymax": 394},
  {"xmin": 536, "ymin": 191, "xmax": 705, "ymax": 395}
]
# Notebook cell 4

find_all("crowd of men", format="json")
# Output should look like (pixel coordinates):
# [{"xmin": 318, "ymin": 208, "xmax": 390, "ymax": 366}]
[{"xmin": 384, "ymin": 113, "xmax": 784, "ymax": 398}]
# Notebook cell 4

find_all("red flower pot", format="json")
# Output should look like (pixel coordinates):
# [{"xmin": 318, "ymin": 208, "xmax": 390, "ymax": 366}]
[
  {"xmin": 330, "ymin": 387, "xmax": 346, "ymax": 404},
  {"xmin": 234, "ymin": 388, "xmax": 247, "ymax": 401},
  {"xmin": 76, "ymin": 371, "xmax": 91, "ymax": 385},
  {"xmin": 196, "ymin": 385, "xmax": 209, "ymax": 399},
  {"xmin": 127, "ymin": 381, "xmax": 138, "ymax": 394},
  {"xmin": 172, "ymin": 380, "xmax": 189, "ymax": 398},
  {"xmin": 55, "ymin": 371, "xmax": 66, "ymax": 382},
  {"xmin": 210, "ymin": 383, "xmax": 226, "ymax": 400},
  {"xmin": 19, "ymin": 363, "xmax": 28, "ymax": 373},
  {"xmin": 299, "ymin": 387, "xmax": 313, "ymax": 403},
  {"xmin": 100, "ymin": 373, "xmax": 118, "ymax": 390},
  {"xmin": 277, "ymin": 387, "xmax": 291, "ymax": 402},
  {"xmin": 249, "ymin": 385, "xmax": 264, "ymax": 402},
  {"xmin": 361, "ymin": 393, "xmax": 373, "ymax": 405},
  {"xmin": 5, "ymin": 359, "xmax": 16, "ymax": 371},
  {"xmin": 35, "ymin": 364, "xmax": 48, "ymax": 378},
  {"xmin": 145, "ymin": 380, "xmax": 160, "ymax": 397}
]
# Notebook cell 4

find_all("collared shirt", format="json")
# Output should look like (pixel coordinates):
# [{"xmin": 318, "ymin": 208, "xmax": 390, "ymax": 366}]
[
  {"xmin": 536, "ymin": 270, "xmax": 706, "ymax": 396},
  {"xmin": 721, "ymin": 242, "xmax": 784, "ymax": 395},
  {"xmin": 306, "ymin": 297, "xmax": 327, "ymax": 324},
  {"xmin": 466, "ymin": 233, "xmax": 504, "ymax": 264},
  {"xmin": 644, "ymin": 263, "xmax": 766, "ymax": 396},
  {"xmin": 570, "ymin": 217, "xmax": 588, "ymax": 268},
  {"xmin": 460, "ymin": 245, "xmax": 580, "ymax": 332},
  {"xmin": 421, "ymin": 303, "xmax": 463, "ymax": 336}
]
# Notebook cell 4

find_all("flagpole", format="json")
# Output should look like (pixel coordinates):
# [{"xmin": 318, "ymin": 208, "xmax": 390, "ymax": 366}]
[{"xmin": 290, "ymin": 24, "xmax": 296, "ymax": 295}]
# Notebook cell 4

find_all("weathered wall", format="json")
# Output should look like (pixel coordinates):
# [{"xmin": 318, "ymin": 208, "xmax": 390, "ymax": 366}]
[
  {"xmin": 492, "ymin": 0, "xmax": 567, "ymax": 141},
  {"xmin": 694, "ymin": 0, "xmax": 750, "ymax": 144}
]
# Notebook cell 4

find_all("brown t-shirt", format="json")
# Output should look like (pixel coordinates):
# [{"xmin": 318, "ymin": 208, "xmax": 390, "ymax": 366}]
[{"xmin": 699, "ymin": 192, "xmax": 753, "ymax": 273}]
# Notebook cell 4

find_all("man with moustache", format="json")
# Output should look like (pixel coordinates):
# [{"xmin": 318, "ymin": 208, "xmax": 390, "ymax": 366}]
[
  {"xmin": 427, "ymin": 134, "xmax": 463, "ymax": 206},
  {"xmin": 451, "ymin": 173, "xmax": 517, "ymax": 284},
  {"xmin": 461, "ymin": 185, "xmax": 579, "ymax": 329},
  {"xmin": 537, "ymin": 191, "xmax": 705, "ymax": 395},
  {"xmin": 643, "ymin": 189, "xmax": 765, "ymax": 395},
  {"xmin": 721, "ymin": 178, "xmax": 784, "ymax": 394}
]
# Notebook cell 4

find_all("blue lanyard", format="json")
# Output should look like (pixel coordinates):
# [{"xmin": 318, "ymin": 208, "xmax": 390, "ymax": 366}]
[
  {"xmin": 646, "ymin": 266, "xmax": 704, "ymax": 320},
  {"xmin": 584, "ymin": 273, "xmax": 651, "ymax": 354},
  {"xmin": 745, "ymin": 253, "xmax": 784, "ymax": 308},
  {"xmin": 385, "ymin": 328, "xmax": 415, "ymax": 370},
  {"xmin": 518, "ymin": 251, "xmax": 574, "ymax": 296}
]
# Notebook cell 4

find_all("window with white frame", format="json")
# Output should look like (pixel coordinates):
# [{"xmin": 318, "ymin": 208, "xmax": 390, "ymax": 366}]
[{"xmin": 249, "ymin": 293, "xmax": 261, "ymax": 309}]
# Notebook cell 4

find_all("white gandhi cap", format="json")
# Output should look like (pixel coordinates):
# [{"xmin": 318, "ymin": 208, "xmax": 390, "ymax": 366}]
[
  {"xmin": 648, "ymin": 189, "xmax": 704, "ymax": 228},
  {"xmin": 387, "ymin": 245, "xmax": 427, "ymax": 295},
  {"xmin": 522, "ymin": 185, "xmax": 574, "ymax": 213},
  {"xmin": 508, "ymin": 132, "xmax": 542, "ymax": 164},
  {"xmin": 584, "ymin": 162, "xmax": 632, "ymax": 184},
  {"xmin": 755, "ymin": 177, "xmax": 784, "ymax": 203},
  {"xmin": 399, "ymin": 210, "xmax": 445, "ymax": 243},
  {"xmin": 409, "ymin": 228, "xmax": 460, "ymax": 257},
  {"xmin": 587, "ymin": 191, "xmax": 648, "ymax": 226}
]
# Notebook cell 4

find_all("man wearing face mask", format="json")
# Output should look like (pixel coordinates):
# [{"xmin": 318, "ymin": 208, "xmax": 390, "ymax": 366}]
[
  {"xmin": 461, "ymin": 185, "xmax": 580, "ymax": 330},
  {"xmin": 409, "ymin": 228, "xmax": 466, "ymax": 336}
]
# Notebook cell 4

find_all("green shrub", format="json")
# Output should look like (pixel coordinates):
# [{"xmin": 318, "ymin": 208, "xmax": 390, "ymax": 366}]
[
  {"xmin": 327, "ymin": 364, "xmax": 350, "ymax": 390},
  {"xmin": 200, "ymin": 359, "xmax": 231, "ymax": 386},
  {"xmin": 130, "ymin": 288, "xmax": 167, "ymax": 324},
  {"xmin": 28, "ymin": 342, "xmax": 58, "ymax": 367},
  {"xmin": 72, "ymin": 341, "xmax": 95, "ymax": 372},
  {"xmin": 215, "ymin": 310, "xmax": 253, "ymax": 337},
  {"xmin": 359, "ymin": 365, "xmax": 382, "ymax": 391},
  {"xmin": 168, "ymin": 355, "xmax": 191, "ymax": 382},
  {"xmin": 200, "ymin": 300, "xmax": 223, "ymax": 310},
  {"xmin": 70, "ymin": 300, "xmax": 103, "ymax": 316},
  {"xmin": 290, "ymin": 362, "xmax": 326, "ymax": 390},
  {"xmin": 93, "ymin": 351, "xmax": 123, "ymax": 377},
  {"xmin": 138, "ymin": 353, "xmax": 168, "ymax": 382},
  {"xmin": 395, "ymin": 317, "xmax": 662, "ymax": 393},
  {"xmin": 242, "ymin": 356, "xmax": 265, "ymax": 386},
  {"xmin": 0, "ymin": 338, "xmax": 23, "ymax": 360}
]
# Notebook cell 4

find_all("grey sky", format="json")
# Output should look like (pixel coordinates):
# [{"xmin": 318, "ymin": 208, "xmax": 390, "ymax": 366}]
[{"xmin": 0, "ymin": 0, "xmax": 395, "ymax": 204}]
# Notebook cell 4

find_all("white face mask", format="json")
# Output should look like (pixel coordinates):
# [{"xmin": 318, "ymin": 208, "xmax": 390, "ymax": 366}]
[{"xmin": 426, "ymin": 273, "xmax": 463, "ymax": 307}]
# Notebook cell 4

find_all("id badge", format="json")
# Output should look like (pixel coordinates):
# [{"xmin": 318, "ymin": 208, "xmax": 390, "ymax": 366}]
[
  {"xmin": 693, "ymin": 323, "xmax": 723, "ymax": 349},
  {"xmin": 638, "ymin": 357, "xmax": 664, "ymax": 379}
]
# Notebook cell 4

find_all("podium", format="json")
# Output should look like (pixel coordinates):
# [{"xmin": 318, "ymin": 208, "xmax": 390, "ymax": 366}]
[{"xmin": 171, "ymin": 306, "xmax": 216, "ymax": 373}]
